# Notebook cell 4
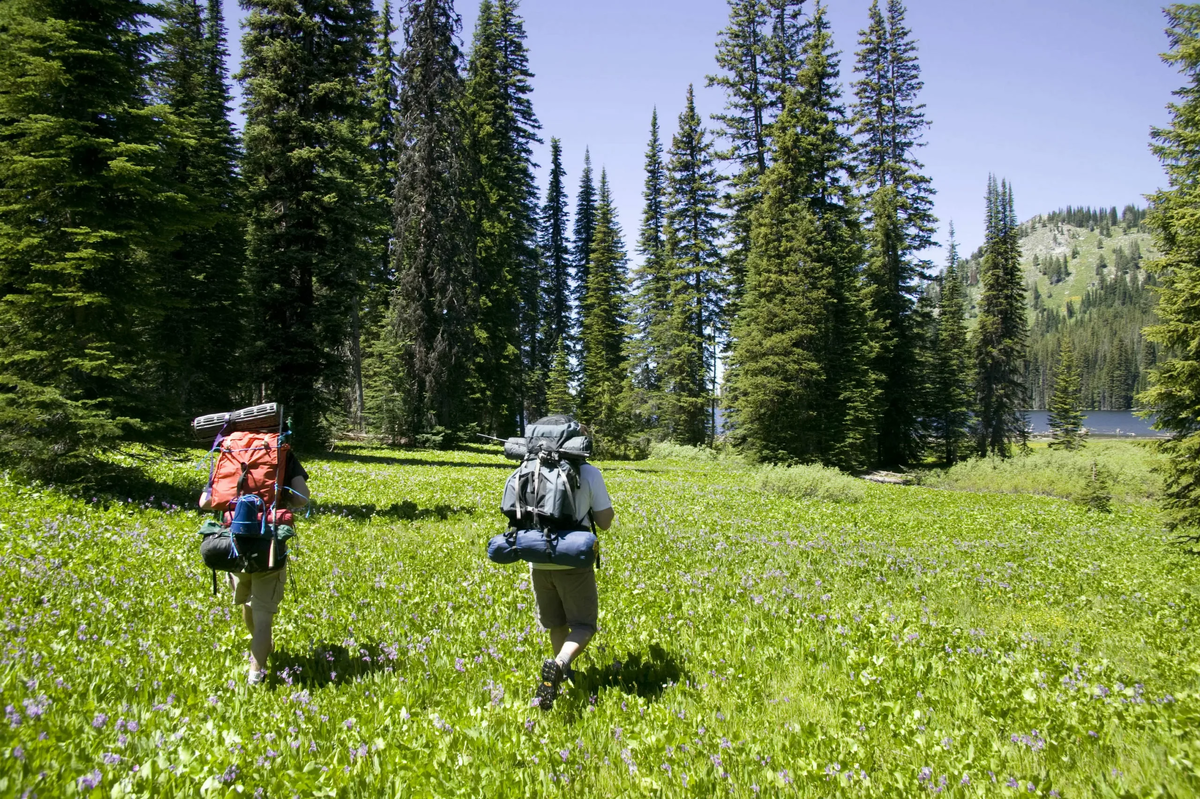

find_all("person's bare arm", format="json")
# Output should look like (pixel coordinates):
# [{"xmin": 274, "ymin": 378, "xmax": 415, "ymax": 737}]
[
  {"xmin": 288, "ymin": 476, "xmax": 309, "ymax": 508},
  {"xmin": 199, "ymin": 487, "xmax": 213, "ymax": 510},
  {"xmin": 593, "ymin": 506, "xmax": 614, "ymax": 530}
]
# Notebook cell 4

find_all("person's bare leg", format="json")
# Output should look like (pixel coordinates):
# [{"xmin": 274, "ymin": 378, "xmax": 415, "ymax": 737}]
[
  {"xmin": 249, "ymin": 612, "xmax": 273, "ymax": 674},
  {"xmin": 550, "ymin": 625, "xmax": 568, "ymax": 659},
  {"xmin": 555, "ymin": 628, "xmax": 593, "ymax": 667}
]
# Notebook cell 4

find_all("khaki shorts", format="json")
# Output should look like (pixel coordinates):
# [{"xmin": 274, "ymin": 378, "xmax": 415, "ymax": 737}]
[
  {"xmin": 231, "ymin": 568, "xmax": 286, "ymax": 615},
  {"xmin": 531, "ymin": 567, "xmax": 598, "ymax": 632}
]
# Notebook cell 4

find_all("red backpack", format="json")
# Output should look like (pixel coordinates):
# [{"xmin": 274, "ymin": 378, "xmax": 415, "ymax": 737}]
[{"xmin": 209, "ymin": 431, "xmax": 289, "ymax": 510}]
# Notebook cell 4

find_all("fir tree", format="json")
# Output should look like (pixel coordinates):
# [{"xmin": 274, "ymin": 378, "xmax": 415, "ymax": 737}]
[
  {"xmin": 152, "ymin": 0, "xmax": 246, "ymax": 421},
  {"xmin": 708, "ymin": 0, "xmax": 770, "ymax": 322},
  {"xmin": 762, "ymin": 0, "xmax": 808, "ymax": 125},
  {"xmin": 539, "ymin": 137, "xmax": 571, "ymax": 376},
  {"xmin": 663, "ymin": 86, "xmax": 725, "ymax": 446},
  {"xmin": 0, "ymin": 0, "xmax": 184, "ymax": 471},
  {"xmin": 1138, "ymin": 4, "xmax": 1200, "ymax": 531},
  {"xmin": 353, "ymin": 0, "xmax": 401, "ymax": 429},
  {"xmin": 929, "ymin": 223, "xmax": 972, "ymax": 464},
  {"xmin": 240, "ymin": 0, "xmax": 375, "ymax": 441},
  {"xmin": 727, "ymin": 4, "xmax": 876, "ymax": 468},
  {"xmin": 973, "ymin": 176, "xmax": 1028, "ymax": 457},
  {"xmin": 465, "ymin": 0, "xmax": 541, "ymax": 433},
  {"xmin": 852, "ymin": 0, "xmax": 938, "ymax": 467},
  {"xmin": 379, "ymin": 0, "xmax": 477, "ymax": 437},
  {"xmin": 571, "ymin": 149, "xmax": 598, "ymax": 348},
  {"xmin": 545, "ymin": 338, "xmax": 574, "ymax": 416},
  {"xmin": 1047, "ymin": 336, "xmax": 1085, "ymax": 450},
  {"xmin": 626, "ymin": 111, "xmax": 670, "ymax": 436},
  {"xmin": 578, "ymin": 171, "xmax": 630, "ymax": 449}
]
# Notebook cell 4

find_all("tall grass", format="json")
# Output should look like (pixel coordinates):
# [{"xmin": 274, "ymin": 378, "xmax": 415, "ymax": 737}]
[{"xmin": 918, "ymin": 440, "xmax": 1161, "ymax": 503}]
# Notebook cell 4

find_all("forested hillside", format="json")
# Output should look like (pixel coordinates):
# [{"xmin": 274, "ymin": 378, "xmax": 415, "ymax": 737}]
[{"xmin": 959, "ymin": 205, "xmax": 1158, "ymax": 410}]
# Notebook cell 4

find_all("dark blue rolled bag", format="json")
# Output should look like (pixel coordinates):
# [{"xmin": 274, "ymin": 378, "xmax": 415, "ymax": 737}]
[{"xmin": 487, "ymin": 528, "xmax": 598, "ymax": 568}]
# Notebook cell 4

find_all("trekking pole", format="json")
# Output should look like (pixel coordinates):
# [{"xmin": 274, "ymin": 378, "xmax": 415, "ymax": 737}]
[{"xmin": 267, "ymin": 405, "xmax": 284, "ymax": 570}]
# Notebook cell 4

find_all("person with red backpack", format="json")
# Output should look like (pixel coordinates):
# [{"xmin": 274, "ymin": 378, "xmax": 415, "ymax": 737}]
[
  {"xmin": 196, "ymin": 406, "xmax": 310, "ymax": 686},
  {"xmin": 200, "ymin": 456, "xmax": 307, "ymax": 685}
]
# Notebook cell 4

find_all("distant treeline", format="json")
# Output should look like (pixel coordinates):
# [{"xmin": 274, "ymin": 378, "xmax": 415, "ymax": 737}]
[{"xmin": 1036, "ymin": 205, "xmax": 1148, "ymax": 233}]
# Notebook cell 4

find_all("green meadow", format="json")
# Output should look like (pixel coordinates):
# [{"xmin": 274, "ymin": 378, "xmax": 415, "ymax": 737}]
[{"xmin": 2, "ymin": 441, "xmax": 1199, "ymax": 797}]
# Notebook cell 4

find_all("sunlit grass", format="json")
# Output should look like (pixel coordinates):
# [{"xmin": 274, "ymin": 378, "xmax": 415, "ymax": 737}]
[{"xmin": 0, "ymin": 440, "xmax": 1197, "ymax": 797}]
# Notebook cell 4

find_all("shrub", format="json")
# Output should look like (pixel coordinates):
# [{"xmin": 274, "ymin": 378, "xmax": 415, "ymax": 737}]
[
  {"xmin": 647, "ymin": 442, "xmax": 746, "ymax": 467},
  {"xmin": 757, "ymin": 463, "xmax": 867, "ymax": 504}
]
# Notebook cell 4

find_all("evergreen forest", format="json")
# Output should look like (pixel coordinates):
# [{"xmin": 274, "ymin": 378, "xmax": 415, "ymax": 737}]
[{"xmin": 0, "ymin": 0, "xmax": 1169, "ymax": 475}]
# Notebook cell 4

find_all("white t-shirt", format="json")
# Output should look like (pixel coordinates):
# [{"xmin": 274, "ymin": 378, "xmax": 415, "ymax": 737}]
[{"xmin": 530, "ymin": 463, "xmax": 611, "ymax": 571}]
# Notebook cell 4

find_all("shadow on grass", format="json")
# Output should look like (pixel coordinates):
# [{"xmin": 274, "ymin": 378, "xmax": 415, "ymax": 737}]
[
  {"xmin": 319, "ymin": 450, "xmax": 511, "ymax": 470},
  {"xmin": 76, "ymin": 456, "xmax": 201, "ymax": 509},
  {"xmin": 572, "ymin": 644, "xmax": 688, "ymax": 702},
  {"xmin": 269, "ymin": 641, "xmax": 400, "ymax": 689},
  {"xmin": 314, "ymin": 500, "xmax": 478, "ymax": 521}
]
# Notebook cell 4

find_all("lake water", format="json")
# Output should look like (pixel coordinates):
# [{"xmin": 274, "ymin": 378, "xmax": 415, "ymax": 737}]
[{"xmin": 1024, "ymin": 410, "xmax": 1161, "ymax": 437}]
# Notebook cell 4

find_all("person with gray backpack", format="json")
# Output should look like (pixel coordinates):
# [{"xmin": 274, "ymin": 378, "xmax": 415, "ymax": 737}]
[{"xmin": 487, "ymin": 416, "xmax": 614, "ymax": 710}]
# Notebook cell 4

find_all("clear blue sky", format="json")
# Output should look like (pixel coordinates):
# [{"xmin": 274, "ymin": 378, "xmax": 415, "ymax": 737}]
[{"xmin": 222, "ymin": 0, "xmax": 1178, "ymax": 267}]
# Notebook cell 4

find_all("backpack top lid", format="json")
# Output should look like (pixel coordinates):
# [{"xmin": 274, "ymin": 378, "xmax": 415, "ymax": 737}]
[{"xmin": 522, "ymin": 415, "xmax": 592, "ymax": 463}]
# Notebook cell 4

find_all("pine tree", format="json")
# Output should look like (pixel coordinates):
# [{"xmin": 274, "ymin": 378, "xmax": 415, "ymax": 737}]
[
  {"xmin": 929, "ymin": 223, "xmax": 972, "ymax": 464},
  {"xmin": 571, "ymin": 149, "xmax": 598, "ymax": 350},
  {"xmin": 578, "ymin": 170, "xmax": 630, "ymax": 448},
  {"xmin": 378, "ymin": 0, "xmax": 477, "ymax": 438},
  {"xmin": 539, "ymin": 137, "xmax": 571, "ymax": 377},
  {"xmin": 240, "ymin": 0, "xmax": 374, "ymax": 442},
  {"xmin": 1138, "ymin": 5, "xmax": 1200, "ymax": 531},
  {"xmin": 663, "ymin": 86, "xmax": 725, "ymax": 446},
  {"xmin": 852, "ymin": 0, "xmax": 938, "ymax": 467},
  {"xmin": 153, "ymin": 0, "xmax": 246, "ymax": 421},
  {"xmin": 728, "ymin": 4, "xmax": 876, "ymax": 468},
  {"xmin": 973, "ymin": 176, "xmax": 1028, "ymax": 457},
  {"xmin": 465, "ymin": 0, "xmax": 541, "ymax": 433},
  {"xmin": 0, "ymin": 0, "xmax": 184, "ymax": 471},
  {"xmin": 1048, "ymin": 336, "xmax": 1085, "ymax": 450}
]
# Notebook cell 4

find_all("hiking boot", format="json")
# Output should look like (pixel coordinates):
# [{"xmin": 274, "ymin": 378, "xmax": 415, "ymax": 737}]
[
  {"xmin": 247, "ymin": 669, "xmax": 266, "ymax": 686},
  {"xmin": 535, "ymin": 658, "xmax": 564, "ymax": 711}
]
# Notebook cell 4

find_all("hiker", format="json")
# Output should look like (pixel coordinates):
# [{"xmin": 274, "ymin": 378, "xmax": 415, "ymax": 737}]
[
  {"xmin": 489, "ymin": 415, "xmax": 613, "ymax": 709},
  {"xmin": 199, "ymin": 453, "xmax": 309, "ymax": 685},
  {"xmin": 529, "ymin": 440, "xmax": 614, "ymax": 709}
]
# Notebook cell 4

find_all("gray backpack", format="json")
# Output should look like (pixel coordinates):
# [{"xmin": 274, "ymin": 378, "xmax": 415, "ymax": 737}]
[{"xmin": 501, "ymin": 416, "xmax": 593, "ymax": 531}]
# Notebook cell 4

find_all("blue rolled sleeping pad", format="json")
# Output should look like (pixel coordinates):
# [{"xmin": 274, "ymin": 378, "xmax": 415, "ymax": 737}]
[{"xmin": 488, "ymin": 527, "xmax": 598, "ymax": 569}]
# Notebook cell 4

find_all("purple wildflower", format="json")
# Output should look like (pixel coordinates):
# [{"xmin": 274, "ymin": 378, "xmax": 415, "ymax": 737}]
[
  {"xmin": 77, "ymin": 770, "xmax": 102, "ymax": 791},
  {"xmin": 92, "ymin": 713, "xmax": 108, "ymax": 729}
]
